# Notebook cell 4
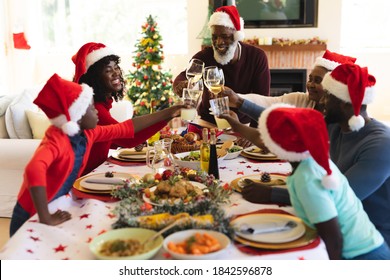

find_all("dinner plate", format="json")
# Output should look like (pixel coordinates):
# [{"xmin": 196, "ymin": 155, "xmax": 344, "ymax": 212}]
[
  {"xmin": 143, "ymin": 181, "xmax": 207, "ymax": 206},
  {"xmin": 75, "ymin": 172, "xmax": 137, "ymax": 192},
  {"xmin": 111, "ymin": 148, "xmax": 147, "ymax": 162},
  {"xmin": 217, "ymin": 134, "xmax": 237, "ymax": 143},
  {"xmin": 242, "ymin": 146, "xmax": 278, "ymax": 159},
  {"xmin": 231, "ymin": 213, "xmax": 306, "ymax": 244},
  {"xmin": 230, "ymin": 174, "xmax": 288, "ymax": 193}
]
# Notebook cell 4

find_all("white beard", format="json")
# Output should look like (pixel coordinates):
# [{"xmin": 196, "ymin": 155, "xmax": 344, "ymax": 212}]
[{"xmin": 213, "ymin": 41, "xmax": 238, "ymax": 65}]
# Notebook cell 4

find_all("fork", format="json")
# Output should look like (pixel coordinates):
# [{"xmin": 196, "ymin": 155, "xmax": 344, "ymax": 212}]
[{"xmin": 238, "ymin": 221, "xmax": 297, "ymax": 235}]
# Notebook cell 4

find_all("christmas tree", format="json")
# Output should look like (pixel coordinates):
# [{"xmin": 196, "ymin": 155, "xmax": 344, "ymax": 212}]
[{"xmin": 126, "ymin": 15, "xmax": 176, "ymax": 116}]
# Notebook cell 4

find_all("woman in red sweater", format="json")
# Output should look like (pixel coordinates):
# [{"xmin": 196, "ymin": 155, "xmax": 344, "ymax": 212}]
[{"xmin": 72, "ymin": 42, "xmax": 169, "ymax": 175}]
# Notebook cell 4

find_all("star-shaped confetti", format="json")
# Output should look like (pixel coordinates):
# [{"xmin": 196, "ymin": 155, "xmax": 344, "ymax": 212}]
[
  {"xmin": 79, "ymin": 213, "xmax": 90, "ymax": 219},
  {"xmin": 54, "ymin": 244, "xmax": 67, "ymax": 252}
]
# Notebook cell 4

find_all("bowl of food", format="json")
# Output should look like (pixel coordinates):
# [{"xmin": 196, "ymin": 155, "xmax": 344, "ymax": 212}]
[
  {"xmin": 224, "ymin": 145, "xmax": 243, "ymax": 160},
  {"xmin": 89, "ymin": 228, "xmax": 163, "ymax": 260},
  {"xmin": 174, "ymin": 150, "xmax": 226, "ymax": 170},
  {"xmin": 163, "ymin": 229, "xmax": 231, "ymax": 260}
]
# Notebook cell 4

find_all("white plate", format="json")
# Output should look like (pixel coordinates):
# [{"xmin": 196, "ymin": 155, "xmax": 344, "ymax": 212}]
[
  {"xmin": 231, "ymin": 213, "xmax": 305, "ymax": 243},
  {"xmin": 237, "ymin": 174, "xmax": 287, "ymax": 189},
  {"xmin": 111, "ymin": 148, "xmax": 147, "ymax": 161},
  {"xmin": 163, "ymin": 229, "xmax": 230, "ymax": 260},
  {"xmin": 217, "ymin": 134, "xmax": 237, "ymax": 143},
  {"xmin": 143, "ymin": 181, "xmax": 207, "ymax": 206},
  {"xmin": 243, "ymin": 146, "xmax": 277, "ymax": 158},
  {"xmin": 174, "ymin": 150, "xmax": 226, "ymax": 170},
  {"xmin": 80, "ymin": 172, "xmax": 134, "ymax": 191}
]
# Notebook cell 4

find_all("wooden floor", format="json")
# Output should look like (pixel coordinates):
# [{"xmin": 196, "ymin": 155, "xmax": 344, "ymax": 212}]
[{"xmin": 0, "ymin": 218, "xmax": 11, "ymax": 249}]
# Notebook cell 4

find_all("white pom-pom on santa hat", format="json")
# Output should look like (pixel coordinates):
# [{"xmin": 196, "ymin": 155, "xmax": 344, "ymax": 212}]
[
  {"xmin": 208, "ymin": 5, "xmax": 245, "ymax": 41},
  {"xmin": 258, "ymin": 104, "xmax": 340, "ymax": 190},
  {"xmin": 348, "ymin": 115, "xmax": 365, "ymax": 132},
  {"xmin": 62, "ymin": 121, "xmax": 80, "ymax": 137}
]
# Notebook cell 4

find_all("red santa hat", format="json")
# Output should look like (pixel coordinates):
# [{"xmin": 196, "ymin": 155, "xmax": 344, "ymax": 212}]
[
  {"xmin": 208, "ymin": 5, "xmax": 245, "ymax": 41},
  {"xmin": 34, "ymin": 73, "xmax": 94, "ymax": 136},
  {"xmin": 322, "ymin": 64, "xmax": 376, "ymax": 131},
  {"xmin": 314, "ymin": 50, "xmax": 357, "ymax": 71},
  {"xmin": 258, "ymin": 104, "xmax": 339, "ymax": 190},
  {"xmin": 72, "ymin": 42, "xmax": 115, "ymax": 83}
]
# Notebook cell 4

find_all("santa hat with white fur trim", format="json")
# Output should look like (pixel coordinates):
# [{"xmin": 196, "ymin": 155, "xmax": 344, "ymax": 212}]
[
  {"xmin": 322, "ymin": 63, "xmax": 376, "ymax": 131},
  {"xmin": 72, "ymin": 42, "xmax": 115, "ymax": 83},
  {"xmin": 34, "ymin": 73, "xmax": 94, "ymax": 136},
  {"xmin": 258, "ymin": 103, "xmax": 339, "ymax": 190},
  {"xmin": 208, "ymin": 5, "xmax": 245, "ymax": 41},
  {"xmin": 314, "ymin": 49, "xmax": 357, "ymax": 71}
]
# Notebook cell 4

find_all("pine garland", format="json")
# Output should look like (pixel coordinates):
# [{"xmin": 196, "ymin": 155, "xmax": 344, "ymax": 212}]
[{"xmin": 110, "ymin": 169, "xmax": 235, "ymax": 238}]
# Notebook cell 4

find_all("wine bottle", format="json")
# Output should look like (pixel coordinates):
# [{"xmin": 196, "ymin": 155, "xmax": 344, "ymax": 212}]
[
  {"xmin": 200, "ymin": 128, "xmax": 210, "ymax": 173},
  {"xmin": 208, "ymin": 128, "xmax": 219, "ymax": 179}
]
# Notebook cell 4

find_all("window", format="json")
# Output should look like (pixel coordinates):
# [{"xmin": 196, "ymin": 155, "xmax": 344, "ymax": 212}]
[
  {"xmin": 38, "ymin": 0, "xmax": 187, "ymax": 54},
  {"xmin": 341, "ymin": 0, "xmax": 390, "ymax": 51}
]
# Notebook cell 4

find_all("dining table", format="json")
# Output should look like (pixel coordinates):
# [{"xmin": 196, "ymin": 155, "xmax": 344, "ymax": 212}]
[{"xmin": 0, "ymin": 136, "xmax": 329, "ymax": 260}]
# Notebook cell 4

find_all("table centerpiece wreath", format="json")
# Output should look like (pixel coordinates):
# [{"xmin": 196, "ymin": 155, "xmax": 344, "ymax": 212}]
[{"xmin": 110, "ymin": 168, "xmax": 235, "ymax": 238}]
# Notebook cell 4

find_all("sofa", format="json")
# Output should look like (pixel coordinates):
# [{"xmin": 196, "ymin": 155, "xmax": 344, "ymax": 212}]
[{"xmin": 0, "ymin": 87, "xmax": 133, "ymax": 218}]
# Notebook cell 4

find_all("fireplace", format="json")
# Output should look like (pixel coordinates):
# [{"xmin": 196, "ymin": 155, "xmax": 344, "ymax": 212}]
[{"xmin": 270, "ymin": 69, "xmax": 307, "ymax": 96}]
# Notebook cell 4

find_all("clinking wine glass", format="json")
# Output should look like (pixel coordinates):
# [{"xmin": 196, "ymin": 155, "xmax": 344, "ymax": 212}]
[
  {"xmin": 205, "ymin": 68, "xmax": 225, "ymax": 97},
  {"xmin": 186, "ymin": 58, "xmax": 204, "ymax": 83}
]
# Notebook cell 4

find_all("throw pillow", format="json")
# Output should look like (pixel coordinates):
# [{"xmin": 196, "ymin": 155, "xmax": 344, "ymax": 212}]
[
  {"xmin": 26, "ymin": 110, "xmax": 51, "ymax": 139},
  {"xmin": 4, "ymin": 87, "xmax": 42, "ymax": 139}
]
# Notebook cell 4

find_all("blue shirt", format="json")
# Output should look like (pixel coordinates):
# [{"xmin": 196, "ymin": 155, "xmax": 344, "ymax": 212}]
[{"xmin": 287, "ymin": 157, "xmax": 384, "ymax": 259}]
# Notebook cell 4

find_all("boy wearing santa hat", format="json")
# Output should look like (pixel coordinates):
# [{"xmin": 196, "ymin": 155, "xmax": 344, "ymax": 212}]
[
  {"xmin": 321, "ymin": 63, "xmax": 390, "ymax": 246},
  {"xmin": 173, "ymin": 5, "xmax": 270, "ymax": 128},
  {"xmin": 72, "ymin": 42, "xmax": 170, "ymax": 175},
  {"xmin": 10, "ymin": 74, "xmax": 183, "ymax": 236},
  {"xmin": 258, "ymin": 104, "xmax": 390, "ymax": 259}
]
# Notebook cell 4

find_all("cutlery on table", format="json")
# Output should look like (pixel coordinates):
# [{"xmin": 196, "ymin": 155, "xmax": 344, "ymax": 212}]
[
  {"xmin": 84, "ymin": 178, "xmax": 127, "ymax": 185},
  {"xmin": 238, "ymin": 220, "xmax": 297, "ymax": 235}
]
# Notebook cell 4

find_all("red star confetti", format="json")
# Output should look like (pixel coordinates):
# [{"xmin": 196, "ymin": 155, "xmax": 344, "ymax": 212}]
[
  {"xmin": 298, "ymin": 256, "xmax": 305, "ymax": 260},
  {"xmin": 237, "ymin": 171, "xmax": 244, "ymax": 175},
  {"xmin": 79, "ymin": 213, "xmax": 90, "ymax": 220},
  {"xmin": 29, "ymin": 219, "xmax": 39, "ymax": 223},
  {"xmin": 246, "ymin": 165, "xmax": 252, "ymax": 168},
  {"xmin": 86, "ymin": 237, "xmax": 93, "ymax": 243},
  {"xmin": 54, "ymin": 244, "xmax": 67, "ymax": 252},
  {"xmin": 98, "ymin": 229, "xmax": 107, "ymax": 235},
  {"xmin": 163, "ymin": 252, "xmax": 172, "ymax": 259},
  {"xmin": 85, "ymin": 224, "xmax": 93, "ymax": 229},
  {"xmin": 107, "ymin": 213, "xmax": 116, "ymax": 219},
  {"xmin": 253, "ymin": 169, "xmax": 261, "ymax": 172},
  {"xmin": 220, "ymin": 166, "xmax": 227, "ymax": 169},
  {"xmin": 26, "ymin": 249, "xmax": 33, "ymax": 254},
  {"xmin": 239, "ymin": 161, "xmax": 246, "ymax": 164},
  {"xmin": 30, "ymin": 236, "xmax": 41, "ymax": 242},
  {"xmin": 27, "ymin": 229, "xmax": 34, "ymax": 233}
]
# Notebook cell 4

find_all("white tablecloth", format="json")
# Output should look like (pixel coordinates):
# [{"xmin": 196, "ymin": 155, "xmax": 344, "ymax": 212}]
[{"xmin": 0, "ymin": 152, "xmax": 329, "ymax": 260}]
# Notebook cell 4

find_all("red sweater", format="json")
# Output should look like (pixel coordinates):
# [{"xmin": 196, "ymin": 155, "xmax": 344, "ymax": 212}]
[
  {"xmin": 82, "ymin": 98, "xmax": 168, "ymax": 175},
  {"xmin": 18, "ymin": 119, "xmax": 135, "ymax": 216}
]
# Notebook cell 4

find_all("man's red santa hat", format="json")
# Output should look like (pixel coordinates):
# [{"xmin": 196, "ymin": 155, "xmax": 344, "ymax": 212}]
[
  {"xmin": 258, "ymin": 104, "xmax": 339, "ymax": 190},
  {"xmin": 208, "ymin": 5, "xmax": 245, "ymax": 41},
  {"xmin": 72, "ymin": 42, "xmax": 115, "ymax": 83},
  {"xmin": 322, "ymin": 63, "xmax": 376, "ymax": 131},
  {"xmin": 314, "ymin": 49, "xmax": 357, "ymax": 71},
  {"xmin": 34, "ymin": 73, "xmax": 94, "ymax": 136}
]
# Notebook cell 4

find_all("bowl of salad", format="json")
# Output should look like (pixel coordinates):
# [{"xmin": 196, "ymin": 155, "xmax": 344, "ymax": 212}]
[
  {"xmin": 174, "ymin": 150, "xmax": 226, "ymax": 170},
  {"xmin": 224, "ymin": 145, "xmax": 243, "ymax": 160}
]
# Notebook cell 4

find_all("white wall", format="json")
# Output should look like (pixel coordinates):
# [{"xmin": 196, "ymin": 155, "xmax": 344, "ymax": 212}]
[{"xmin": 5, "ymin": 0, "xmax": 390, "ymax": 121}]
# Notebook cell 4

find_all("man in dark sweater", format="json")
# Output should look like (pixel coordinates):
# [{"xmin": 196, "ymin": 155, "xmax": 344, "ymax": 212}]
[{"xmin": 173, "ymin": 5, "xmax": 270, "ymax": 127}]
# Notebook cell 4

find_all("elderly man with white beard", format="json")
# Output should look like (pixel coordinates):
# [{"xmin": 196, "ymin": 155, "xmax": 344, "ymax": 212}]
[{"xmin": 173, "ymin": 5, "xmax": 270, "ymax": 128}]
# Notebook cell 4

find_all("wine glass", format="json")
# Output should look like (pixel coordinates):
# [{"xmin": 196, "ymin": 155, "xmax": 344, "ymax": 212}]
[
  {"xmin": 205, "ymin": 67, "xmax": 225, "ymax": 97},
  {"xmin": 186, "ymin": 59, "xmax": 204, "ymax": 83}
]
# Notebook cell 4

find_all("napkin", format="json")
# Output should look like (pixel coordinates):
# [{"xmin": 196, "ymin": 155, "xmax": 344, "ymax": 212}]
[
  {"xmin": 85, "ymin": 178, "xmax": 126, "ymax": 185},
  {"xmin": 118, "ymin": 148, "xmax": 146, "ymax": 156}
]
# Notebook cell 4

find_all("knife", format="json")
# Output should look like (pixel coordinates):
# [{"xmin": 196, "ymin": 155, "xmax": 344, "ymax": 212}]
[
  {"xmin": 238, "ymin": 221, "xmax": 297, "ymax": 235},
  {"xmin": 84, "ymin": 178, "xmax": 126, "ymax": 185}
]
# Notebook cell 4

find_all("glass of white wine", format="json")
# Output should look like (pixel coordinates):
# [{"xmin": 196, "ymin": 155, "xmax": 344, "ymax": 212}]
[
  {"xmin": 186, "ymin": 58, "xmax": 204, "ymax": 83},
  {"xmin": 205, "ymin": 67, "xmax": 225, "ymax": 97}
]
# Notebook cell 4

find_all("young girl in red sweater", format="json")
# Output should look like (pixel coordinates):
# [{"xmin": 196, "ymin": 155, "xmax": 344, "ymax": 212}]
[{"xmin": 10, "ymin": 74, "xmax": 183, "ymax": 236}]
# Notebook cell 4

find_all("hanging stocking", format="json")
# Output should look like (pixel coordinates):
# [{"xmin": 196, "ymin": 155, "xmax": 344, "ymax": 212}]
[{"xmin": 13, "ymin": 32, "xmax": 31, "ymax": 50}]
